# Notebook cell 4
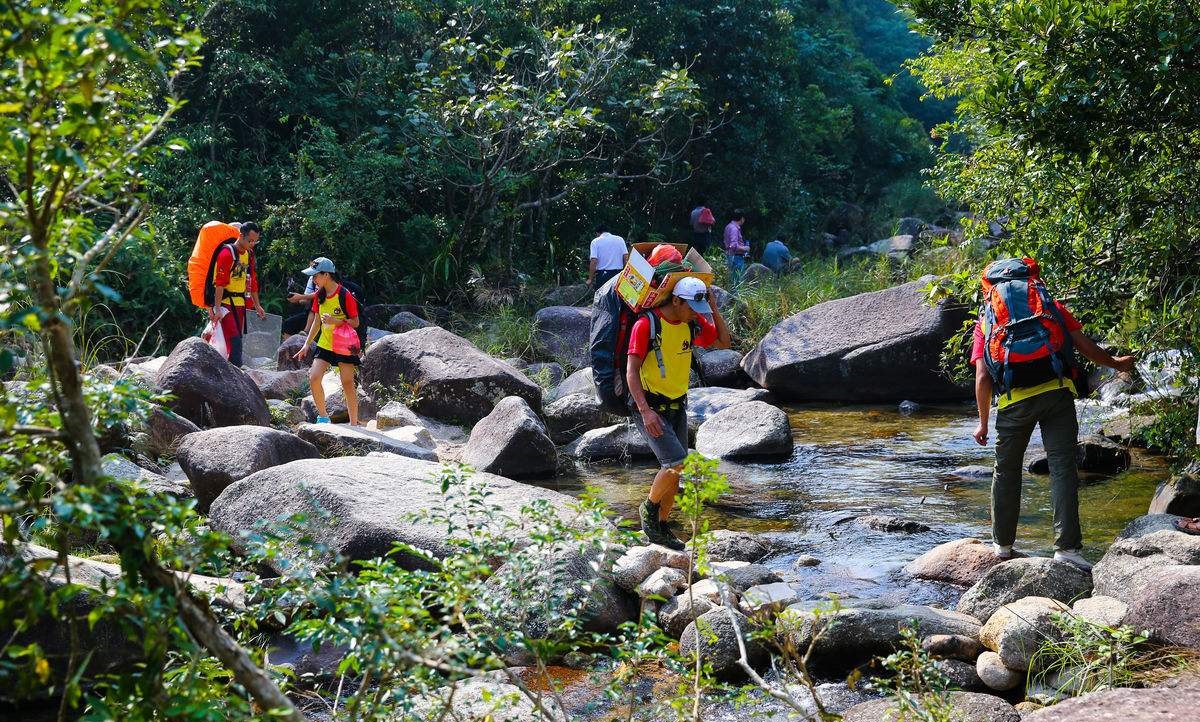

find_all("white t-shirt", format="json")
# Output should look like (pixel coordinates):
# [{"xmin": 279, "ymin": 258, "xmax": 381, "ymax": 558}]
[{"xmin": 590, "ymin": 232, "xmax": 627, "ymax": 270}]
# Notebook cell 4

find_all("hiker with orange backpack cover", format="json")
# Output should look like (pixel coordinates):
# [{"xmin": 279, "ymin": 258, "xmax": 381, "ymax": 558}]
[
  {"xmin": 971, "ymin": 257, "xmax": 1135, "ymax": 570},
  {"xmin": 208, "ymin": 222, "xmax": 265, "ymax": 367}
]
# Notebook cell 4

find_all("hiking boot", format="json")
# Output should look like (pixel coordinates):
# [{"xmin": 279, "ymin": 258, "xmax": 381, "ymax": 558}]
[
  {"xmin": 1053, "ymin": 548, "xmax": 1093, "ymax": 571},
  {"xmin": 639, "ymin": 500, "xmax": 685, "ymax": 551}
]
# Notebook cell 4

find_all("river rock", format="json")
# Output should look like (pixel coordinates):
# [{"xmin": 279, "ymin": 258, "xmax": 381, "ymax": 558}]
[
  {"xmin": 177, "ymin": 426, "xmax": 320, "ymax": 512},
  {"xmin": 855, "ymin": 514, "xmax": 931, "ymax": 534},
  {"xmin": 713, "ymin": 562, "xmax": 782, "ymax": 594},
  {"xmin": 246, "ymin": 368, "xmax": 310, "ymax": 401},
  {"xmin": 957, "ymin": 557, "xmax": 1092, "ymax": 623},
  {"xmin": 139, "ymin": 405, "xmax": 201, "ymax": 457},
  {"xmin": 906, "ymin": 538, "xmax": 1021, "ymax": 587},
  {"xmin": 841, "ymin": 692, "xmax": 1019, "ymax": 722},
  {"xmin": 155, "ymin": 337, "xmax": 271, "ymax": 427},
  {"xmin": 387, "ymin": 311, "xmax": 431, "ymax": 333},
  {"xmin": 698, "ymin": 349, "xmax": 750, "ymax": 388},
  {"xmin": 301, "ymin": 386, "xmax": 379, "ymax": 424},
  {"xmin": 276, "ymin": 333, "xmax": 312, "ymax": 371},
  {"xmin": 543, "ymin": 393, "xmax": 611, "ymax": 444},
  {"xmin": 787, "ymin": 603, "xmax": 982, "ymax": 673},
  {"xmin": 694, "ymin": 401, "xmax": 793, "ymax": 460},
  {"xmin": 950, "ymin": 465, "xmax": 994, "ymax": 479},
  {"xmin": 1070, "ymin": 595, "xmax": 1128, "ymax": 628},
  {"xmin": 1123, "ymin": 565, "xmax": 1200, "ymax": 649},
  {"xmin": 101, "ymin": 453, "xmax": 191, "ymax": 498},
  {"xmin": 612, "ymin": 545, "xmax": 691, "ymax": 592},
  {"xmin": 1092, "ymin": 514, "xmax": 1200, "ymax": 601},
  {"xmin": 922, "ymin": 634, "xmax": 984, "ymax": 661},
  {"xmin": 1148, "ymin": 461, "xmax": 1200, "ymax": 516},
  {"xmin": 294, "ymin": 423, "xmax": 437, "ymax": 460},
  {"xmin": 979, "ymin": 596, "xmax": 1068, "ymax": 671},
  {"xmin": 461, "ymin": 396, "xmax": 556, "ymax": 478},
  {"xmin": 637, "ymin": 567, "xmax": 688, "ymax": 600},
  {"xmin": 1020, "ymin": 676, "xmax": 1200, "ymax": 721},
  {"xmin": 706, "ymin": 530, "xmax": 772, "ymax": 563},
  {"xmin": 793, "ymin": 554, "xmax": 821, "ymax": 568},
  {"xmin": 976, "ymin": 650, "xmax": 1023, "ymax": 691},
  {"xmin": 361, "ymin": 327, "xmax": 541, "ymax": 423},
  {"xmin": 740, "ymin": 582, "xmax": 805, "ymax": 615},
  {"xmin": 686, "ymin": 387, "xmax": 770, "ymax": 431},
  {"xmin": 548, "ymin": 367, "xmax": 594, "ymax": 402},
  {"xmin": 936, "ymin": 658, "xmax": 985, "ymax": 691},
  {"xmin": 659, "ymin": 593, "xmax": 718, "ymax": 639},
  {"xmin": 209, "ymin": 455, "xmax": 578, "ymax": 572},
  {"xmin": 532, "ymin": 306, "xmax": 591, "ymax": 369},
  {"xmin": 741, "ymin": 278, "xmax": 970, "ymax": 402},
  {"xmin": 374, "ymin": 400, "xmax": 421, "ymax": 430},
  {"xmin": 568, "ymin": 423, "xmax": 654, "ymax": 461},
  {"xmin": 1027, "ymin": 434, "xmax": 1131, "ymax": 475},
  {"xmin": 267, "ymin": 399, "xmax": 306, "ymax": 426},
  {"xmin": 680, "ymin": 609, "xmax": 768, "ymax": 681}
]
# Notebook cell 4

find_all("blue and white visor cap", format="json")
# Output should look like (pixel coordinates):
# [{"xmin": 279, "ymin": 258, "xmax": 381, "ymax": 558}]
[{"xmin": 673, "ymin": 276, "xmax": 712, "ymax": 314}]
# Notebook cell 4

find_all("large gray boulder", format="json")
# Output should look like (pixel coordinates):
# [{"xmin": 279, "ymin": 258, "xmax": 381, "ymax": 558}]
[
  {"xmin": 209, "ymin": 455, "xmax": 579, "ymax": 572},
  {"xmin": 532, "ymin": 306, "xmax": 591, "ymax": 369},
  {"xmin": 245, "ymin": 368, "xmax": 310, "ymax": 401},
  {"xmin": 138, "ymin": 405, "xmax": 201, "ymax": 457},
  {"xmin": 741, "ymin": 278, "xmax": 970, "ymax": 402},
  {"xmin": 1148, "ymin": 462, "xmax": 1200, "ymax": 516},
  {"xmin": 706, "ymin": 530, "xmax": 773, "ymax": 563},
  {"xmin": 295, "ymin": 423, "xmax": 438, "ymax": 460},
  {"xmin": 548, "ymin": 366, "xmax": 594, "ymax": 402},
  {"xmin": 1021, "ymin": 676, "xmax": 1200, "ymax": 721},
  {"xmin": 686, "ymin": 386, "xmax": 770, "ymax": 431},
  {"xmin": 1122, "ymin": 565, "xmax": 1200, "ymax": 649},
  {"xmin": 842, "ymin": 692, "xmax": 1019, "ymax": 722},
  {"xmin": 176, "ymin": 426, "xmax": 320, "ymax": 512},
  {"xmin": 374, "ymin": 400, "xmax": 422, "ymax": 430},
  {"xmin": 957, "ymin": 557, "xmax": 1092, "ymax": 623},
  {"xmin": 154, "ymin": 337, "xmax": 271, "ymax": 427},
  {"xmin": 461, "ymin": 396, "xmax": 556, "ymax": 478},
  {"xmin": 387, "ymin": 311, "xmax": 431, "ymax": 334},
  {"xmin": 276, "ymin": 333, "xmax": 313, "ymax": 371},
  {"xmin": 659, "ymin": 593, "xmax": 718, "ymax": 639},
  {"xmin": 695, "ymin": 401, "xmax": 793, "ymax": 460},
  {"xmin": 1092, "ymin": 514, "xmax": 1200, "ymax": 601},
  {"xmin": 544, "ymin": 392, "xmax": 614, "ymax": 444},
  {"xmin": 680, "ymin": 608, "xmax": 769, "ymax": 681},
  {"xmin": 697, "ymin": 349, "xmax": 750, "ymax": 388},
  {"xmin": 568, "ymin": 423, "xmax": 655, "ymax": 461},
  {"xmin": 361, "ymin": 327, "xmax": 542, "ymax": 423}
]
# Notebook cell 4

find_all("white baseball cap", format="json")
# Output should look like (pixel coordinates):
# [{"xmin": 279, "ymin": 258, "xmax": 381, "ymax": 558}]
[{"xmin": 672, "ymin": 276, "xmax": 711, "ymax": 313}]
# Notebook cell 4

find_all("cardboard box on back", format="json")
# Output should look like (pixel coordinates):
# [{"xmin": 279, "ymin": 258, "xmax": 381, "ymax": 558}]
[{"xmin": 615, "ymin": 242, "xmax": 713, "ymax": 311}]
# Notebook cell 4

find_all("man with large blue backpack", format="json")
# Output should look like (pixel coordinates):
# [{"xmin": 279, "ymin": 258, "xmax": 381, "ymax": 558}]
[{"xmin": 971, "ymin": 257, "xmax": 1135, "ymax": 570}]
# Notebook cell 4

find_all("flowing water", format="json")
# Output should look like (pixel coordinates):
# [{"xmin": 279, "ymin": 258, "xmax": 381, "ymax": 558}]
[{"xmin": 545, "ymin": 400, "xmax": 1167, "ymax": 606}]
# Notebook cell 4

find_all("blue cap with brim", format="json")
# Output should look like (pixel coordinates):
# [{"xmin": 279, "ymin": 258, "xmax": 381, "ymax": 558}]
[{"xmin": 302, "ymin": 257, "xmax": 336, "ymax": 275}]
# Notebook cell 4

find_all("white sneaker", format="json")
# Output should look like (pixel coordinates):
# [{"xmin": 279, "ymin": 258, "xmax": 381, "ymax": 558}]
[
  {"xmin": 1054, "ymin": 549, "xmax": 1093, "ymax": 571},
  {"xmin": 992, "ymin": 543, "xmax": 1014, "ymax": 559}
]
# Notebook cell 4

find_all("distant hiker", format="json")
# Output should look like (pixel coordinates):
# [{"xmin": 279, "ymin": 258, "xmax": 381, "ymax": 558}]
[
  {"xmin": 971, "ymin": 257, "xmax": 1135, "ymax": 570},
  {"xmin": 293, "ymin": 257, "xmax": 363, "ymax": 425},
  {"xmin": 689, "ymin": 200, "xmax": 716, "ymax": 254},
  {"xmin": 627, "ymin": 276, "xmax": 731, "ymax": 549},
  {"xmin": 762, "ymin": 238, "xmax": 792, "ymax": 273},
  {"xmin": 208, "ymin": 222, "xmax": 264, "ymax": 367},
  {"xmin": 589, "ymin": 224, "xmax": 628, "ymax": 291},
  {"xmin": 723, "ymin": 210, "xmax": 749, "ymax": 288}
]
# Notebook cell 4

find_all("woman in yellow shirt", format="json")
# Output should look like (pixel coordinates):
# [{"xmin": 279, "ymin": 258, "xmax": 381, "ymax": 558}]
[{"xmin": 293, "ymin": 257, "xmax": 362, "ymax": 425}]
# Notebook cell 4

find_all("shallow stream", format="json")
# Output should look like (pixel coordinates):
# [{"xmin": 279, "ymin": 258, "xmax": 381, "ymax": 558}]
[{"xmin": 546, "ymin": 400, "xmax": 1166, "ymax": 605}]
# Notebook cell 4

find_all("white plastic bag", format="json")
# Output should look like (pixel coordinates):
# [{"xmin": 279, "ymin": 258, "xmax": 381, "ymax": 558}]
[{"xmin": 201, "ymin": 306, "xmax": 230, "ymax": 359}]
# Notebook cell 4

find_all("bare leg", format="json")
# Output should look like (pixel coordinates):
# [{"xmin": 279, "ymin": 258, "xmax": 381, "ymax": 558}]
[
  {"xmin": 309, "ymin": 358, "xmax": 331, "ymax": 418},
  {"xmin": 649, "ymin": 465, "xmax": 683, "ymax": 521},
  {"xmin": 339, "ymin": 362, "xmax": 359, "ymax": 425}
]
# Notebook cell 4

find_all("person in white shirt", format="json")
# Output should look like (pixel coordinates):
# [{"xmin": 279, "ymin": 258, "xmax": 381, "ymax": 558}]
[{"xmin": 588, "ymin": 224, "xmax": 628, "ymax": 290}]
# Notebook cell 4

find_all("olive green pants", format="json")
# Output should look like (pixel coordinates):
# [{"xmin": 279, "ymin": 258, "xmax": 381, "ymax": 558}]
[{"xmin": 992, "ymin": 388, "xmax": 1082, "ymax": 551}]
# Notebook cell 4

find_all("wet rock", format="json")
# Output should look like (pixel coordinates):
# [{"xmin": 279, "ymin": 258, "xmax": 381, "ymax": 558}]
[
  {"xmin": 712, "ymin": 562, "xmax": 781, "ymax": 594},
  {"xmin": 975, "ymin": 650, "xmax": 1023, "ymax": 691},
  {"xmin": 543, "ymin": 393, "xmax": 613, "ymax": 444},
  {"xmin": 697, "ymin": 349, "xmax": 750, "ymax": 388},
  {"xmin": 176, "ymin": 426, "xmax": 320, "ymax": 512},
  {"xmin": 980, "ymin": 596, "xmax": 1069, "ymax": 671},
  {"xmin": 680, "ymin": 609, "xmax": 768, "ymax": 681},
  {"xmin": 1148, "ymin": 461, "xmax": 1200, "ymax": 517},
  {"xmin": 695, "ymin": 401, "xmax": 793, "ymax": 460},
  {"xmin": 637, "ymin": 567, "xmax": 688, "ymax": 600},
  {"xmin": 210, "ymin": 455, "xmax": 578, "ymax": 572},
  {"xmin": 295, "ymin": 423, "xmax": 438, "ymax": 460},
  {"xmin": 898, "ymin": 399, "xmax": 920, "ymax": 416},
  {"xmin": 246, "ymin": 368, "xmax": 310, "ymax": 401},
  {"xmin": 1027, "ymin": 434, "xmax": 1131, "ymax": 475},
  {"xmin": 612, "ymin": 545, "xmax": 691, "ymax": 593},
  {"xmin": 855, "ymin": 514, "xmax": 930, "ymax": 534},
  {"xmin": 568, "ymin": 423, "xmax": 654, "ymax": 462},
  {"xmin": 155, "ymin": 337, "xmax": 271, "ymax": 427},
  {"xmin": 950, "ymin": 465, "xmax": 993, "ymax": 479},
  {"xmin": 906, "ymin": 538, "xmax": 1021, "ymax": 588},
  {"xmin": 374, "ymin": 400, "xmax": 422, "ymax": 430},
  {"xmin": 1020, "ymin": 676, "xmax": 1200, "ymax": 721},
  {"xmin": 842, "ymin": 692, "xmax": 1019, "ymax": 722},
  {"xmin": 267, "ymin": 399, "xmax": 306, "ymax": 427},
  {"xmin": 522, "ymin": 362, "xmax": 565, "ymax": 388},
  {"xmin": 532, "ymin": 306, "xmax": 591, "ymax": 369},
  {"xmin": 361, "ymin": 327, "xmax": 541, "ymax": 423},
  {"xmin": 547, "ymin": 367, "xmax": 594, "ymax": 402},
  {"xmin": 101, "ymin": 453, "xmax": 191, "ymax": 498},
  {"xmin": 957, "ymin": 557, "xmax": 1092, "ymax": 623},
  {"xmin": 793, "ymin": 554, "xmax": 822, "ymax": 568},
  {"xmin": 686, "ymin": 387, "xmax": 770, "ymax": 431},
  {"xmin": 1123, "ymin": 565, "xmax": 1200, "ymax": 649},
  {"xmin": 461, "ymin": 396, "xmax": 556, "ymax": 478},
  {"xmin": 659, "ymin": 593, "xmax": 717, "ymax": 639},
  {"xmin": 301, "ymin": 386, "xmax": 379, "ymax": 424},
  {"xmin": 742, "ymin": 278, "xmax": 970, "ymax": 402},
  {"xmin": 387, "ymin": 311, "xmax": 431, "ymax": 333},
  {"xmin": 740, "ymin": 582, "xmax": 805, "ymax": 615},
  {"xmin": 276, "ymin": 333, "xmax": 312, "ymax": 371},
  {"xmin": 1092, "ymin": 514, "xmax": 1200, "ymax": 602},
  {"xmin": 922, "ymin": 634, "xmax": 984, "ymax": 662},
  {"xmin": 1070, "ymin": 595, "xmax": 1128, "ymax": 628},
  {"xmin": 706, "ymin": 530, "xmax": 773, "ymax": 563}
]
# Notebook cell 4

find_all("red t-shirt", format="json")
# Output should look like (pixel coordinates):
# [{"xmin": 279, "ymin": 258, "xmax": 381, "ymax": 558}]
[
  {"xmin": 627, "ymin": 310, "xmax": 718, "ymax": 359},
  {"xmin": 970, "ymin": 301, "xmax": 1081, "ymax": 364},
  {"xmin": 212, "ymin": 245, "xmax": 259, "ymax": 293}
]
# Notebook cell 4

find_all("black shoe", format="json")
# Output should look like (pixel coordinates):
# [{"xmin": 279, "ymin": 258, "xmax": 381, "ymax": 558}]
[{"xmin": 640, "ymin": 500, "xmax": 685, "ymax": 551}]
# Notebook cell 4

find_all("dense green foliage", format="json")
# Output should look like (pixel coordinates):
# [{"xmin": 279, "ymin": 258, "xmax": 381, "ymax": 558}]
[{"xmin": 98, "ymin": 0, "xmax": 941, "ymax": 346}]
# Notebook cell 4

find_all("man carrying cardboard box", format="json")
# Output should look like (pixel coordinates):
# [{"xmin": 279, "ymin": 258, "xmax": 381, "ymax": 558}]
[{"xmin": 626, "ymin": 274, "xmax": 731, "ymax": 549}]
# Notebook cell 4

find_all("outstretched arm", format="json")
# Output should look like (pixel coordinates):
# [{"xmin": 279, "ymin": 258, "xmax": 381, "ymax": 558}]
[{"xmin": 1070, "ymin": 330, "xmax": 1135, "ymax": 373}]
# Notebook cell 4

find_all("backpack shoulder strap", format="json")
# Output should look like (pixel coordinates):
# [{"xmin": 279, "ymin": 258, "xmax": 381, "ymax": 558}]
[{"xmin": 644, "ymin": 312, "xmax": 667, "ymax": 379}]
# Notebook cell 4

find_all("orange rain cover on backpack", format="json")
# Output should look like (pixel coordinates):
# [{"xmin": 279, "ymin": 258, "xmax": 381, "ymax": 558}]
[{"xmin": 186, "ymin": 221, "xmax": 240, "ymax": 307}]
